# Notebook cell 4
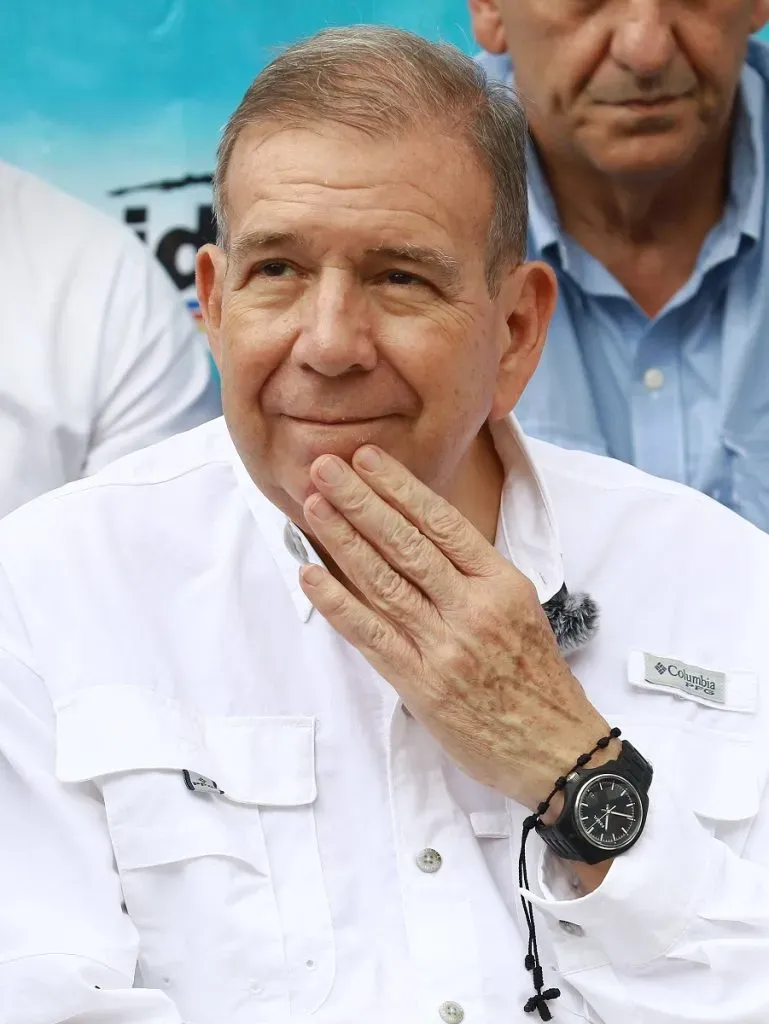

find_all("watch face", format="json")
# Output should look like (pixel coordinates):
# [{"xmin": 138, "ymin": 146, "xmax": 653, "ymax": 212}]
[{"xmin": 573, "ymin": 773, "xmax": 644, "ymax": 851}]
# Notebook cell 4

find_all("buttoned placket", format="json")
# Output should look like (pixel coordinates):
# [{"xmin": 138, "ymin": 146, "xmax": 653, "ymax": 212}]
[{"xmin": 386, "ymin": 700, "xmax": 486, "ymax": 1021}]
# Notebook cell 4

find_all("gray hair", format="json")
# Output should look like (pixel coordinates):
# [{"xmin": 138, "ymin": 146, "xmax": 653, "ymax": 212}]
[{"xmin": 213, "ymin": 26, "xmax": 528, "ymax": 292}]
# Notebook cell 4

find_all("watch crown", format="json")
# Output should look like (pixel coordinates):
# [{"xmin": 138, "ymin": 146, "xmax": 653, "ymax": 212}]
[{"xmin": 566, "ymin": 771, "xmax": 580, "ymax": 782}]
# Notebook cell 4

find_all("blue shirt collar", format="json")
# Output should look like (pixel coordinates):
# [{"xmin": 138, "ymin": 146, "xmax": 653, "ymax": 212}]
[
  {"xmin": 733, "ymin": 44, "xmax": 765, "ymax": 243},
  {"xmin": 477, "ymin": 44, "xmax": 767, "ymax": 257},
  {"xmin": 525, "ymin": 142, "xmax": 560, "ymax": 257}
]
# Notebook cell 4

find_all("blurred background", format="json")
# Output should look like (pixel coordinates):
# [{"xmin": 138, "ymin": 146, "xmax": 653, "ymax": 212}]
[{"xmin": 0, "ymin": 1, "xmax": 474, "ymax": 324}]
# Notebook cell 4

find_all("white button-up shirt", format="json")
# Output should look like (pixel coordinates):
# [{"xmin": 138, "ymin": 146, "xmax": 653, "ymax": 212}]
[
  {"xmin": 0, "ymin": 159, "xmax": 220, "ymax": 517},
  {"xmin": 1, "ymin": 416, "xmax": 769, "ymax": 1024}
]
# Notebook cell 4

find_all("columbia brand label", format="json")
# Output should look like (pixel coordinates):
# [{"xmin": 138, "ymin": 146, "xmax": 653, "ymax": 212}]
[
  {"xmin": 641, "ymin": 652, "xmax": 726, "ymax": 704},
  {"xmin": 183, "ymin": 770, "xmax": 224, "ymax": 794},
  {"xmin": 628, "ymin": 649, "xmax": 758, "ymax": 713}
]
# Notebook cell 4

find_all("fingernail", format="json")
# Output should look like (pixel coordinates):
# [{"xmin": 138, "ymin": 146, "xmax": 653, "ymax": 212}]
[
  {"xmin": 316, "ymin": 456, "xmax": 346, "ymax": 484},
  {"xmin": 301, "ymin": 564, "xmax": 325, "ymax": 586},
  {"xmin": 355, "ymin": 446, "xmax": 382, "ymax": 472},
  {"xmin": 307, "ymin": 495, "xmax": 335, "ymax": 520}
]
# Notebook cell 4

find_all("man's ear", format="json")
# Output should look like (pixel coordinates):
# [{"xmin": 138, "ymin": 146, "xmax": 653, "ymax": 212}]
[
  {"xmin": 467, "ymin": 0, "xmax": 509, "ymax": 55},
  {"xmin": 195, "ymin": 243, "xmax": 227, "ymax": 370},
  {"xmin": 489, "ymin": 260, "xmax": 558, "ymax": 421},
  {"xmin": 750, "ymin": 0, "xmax": 769, "ymax": 33}
]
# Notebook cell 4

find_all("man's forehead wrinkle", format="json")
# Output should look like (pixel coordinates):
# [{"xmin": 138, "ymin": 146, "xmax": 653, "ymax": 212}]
[
  {"xmin": 266, "ymin": 178, "xmax": 385, "ymax": 193},
  {"xmin": 226, "ymin": 145, "xmax": 490, "ymax": 263},
  {"xmin": 232, "ymin": 195, "xmax": 458, "ymax": 248},
  {"xmin": 233, "ymin": 175, "xmax": 447, "ymax": 207}
]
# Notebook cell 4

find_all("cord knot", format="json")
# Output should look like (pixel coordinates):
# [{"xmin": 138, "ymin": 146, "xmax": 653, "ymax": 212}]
[
  {"xmin": 522, "ymin": 814, "xmax": 539, "ymax": 834},
  {"xmin": 523, "ymin": 988, "xmax": 561, "ymax": 1020}
]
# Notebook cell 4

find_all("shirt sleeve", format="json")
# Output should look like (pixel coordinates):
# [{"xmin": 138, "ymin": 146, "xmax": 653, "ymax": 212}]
[
  {"xmin": 524, "ymin": 775, "xmax": 769, "ymax": 1023},
  {"xmin": 83, "ymin": 236, "xmax": 221, "ymax": 475},
  {"xmin": 0, "ymin": 586, "xmax": 184, "ymax": 1022}
]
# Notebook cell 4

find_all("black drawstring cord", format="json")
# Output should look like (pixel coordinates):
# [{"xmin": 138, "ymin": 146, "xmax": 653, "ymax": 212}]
[{"xmin": 518, "ymin": 726, "xmax": 622, "ymax": 1020}]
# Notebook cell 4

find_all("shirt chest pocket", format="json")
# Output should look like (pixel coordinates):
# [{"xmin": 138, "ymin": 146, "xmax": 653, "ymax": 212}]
[
  {"xmin": 612, "ymin": 714, "xmax": 766, "ymax": 852},
  {"xmin": 55, "ymin": 685, "xmax": 335, "ymax": 1023}
]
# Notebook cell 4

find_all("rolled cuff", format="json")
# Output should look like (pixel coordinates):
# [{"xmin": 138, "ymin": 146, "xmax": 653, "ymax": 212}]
[{"xmin": 521, "ymin": 778, "xmax": 721, "ymax": 966}]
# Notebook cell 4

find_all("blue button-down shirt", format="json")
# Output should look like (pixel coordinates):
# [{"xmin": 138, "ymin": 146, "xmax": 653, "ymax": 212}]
[{"xmin": 478, "ymin": 39, "xmax": 769, "ymax": 532}]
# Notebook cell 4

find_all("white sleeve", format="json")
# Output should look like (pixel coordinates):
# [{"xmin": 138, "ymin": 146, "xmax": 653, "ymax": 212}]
[
  {"xmin": 0, "ymin": 584, "xmax": 184, "ymax": 1023},
  {"xmin": 83, "ymin": 237, "xmax": 221, "ymax": 474},
  {"xmin": 524, "ymin": 776, "xmax": 769, "ymax": 1024}
]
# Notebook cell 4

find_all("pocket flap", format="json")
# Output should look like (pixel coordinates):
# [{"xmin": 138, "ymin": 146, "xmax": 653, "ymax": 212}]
[
  {"xmin": 470, "ymin": 810, "xmax": 512, "ymax": 838},
  {"xmin": 206, "ymin": 715, "xmax": 317, "ymax": 805},
  {"xmin": 55, "ymin": 685, "xmax": 316, "ymax": 806}
]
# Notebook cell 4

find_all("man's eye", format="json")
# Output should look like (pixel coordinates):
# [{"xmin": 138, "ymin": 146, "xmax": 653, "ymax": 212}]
[
  {"xmin": 384, "ymin": 270, "xmax": 424, "ymax": 287},
  {"xmin": 257, "ymin": 261, "xmax": 292, "ymax": 278}
]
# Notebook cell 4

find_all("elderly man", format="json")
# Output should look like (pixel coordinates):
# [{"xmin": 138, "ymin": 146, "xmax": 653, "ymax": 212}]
[
  {"xmin": 470, "ymin": 0, "xmax": 769, "ymax": 532},
  {"xmin": 1, "ymin": 26, "xmax": 769, "ymax": 1024}
]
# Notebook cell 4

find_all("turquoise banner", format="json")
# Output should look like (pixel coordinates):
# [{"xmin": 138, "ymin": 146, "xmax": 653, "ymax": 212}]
[{"xmin": 0, "ymin": 2, "xmax": 472, "ymax": 324}]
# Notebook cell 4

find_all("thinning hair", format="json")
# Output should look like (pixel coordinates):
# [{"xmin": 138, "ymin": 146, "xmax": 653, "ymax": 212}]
[{"xmin": 214, "ymin": 25, "xmax": 528, "ymax": 292}]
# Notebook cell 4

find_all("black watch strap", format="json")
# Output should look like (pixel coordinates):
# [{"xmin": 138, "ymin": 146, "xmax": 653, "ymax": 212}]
[{"xmin": 536, "ymin": 740, "xmax": 653, "ymax": 862}]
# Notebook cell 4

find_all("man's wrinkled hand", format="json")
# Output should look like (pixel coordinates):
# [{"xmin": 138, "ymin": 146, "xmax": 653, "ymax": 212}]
[{"xmin": 299, "ymin": 444, "xmax": 614, "ymax": 810}]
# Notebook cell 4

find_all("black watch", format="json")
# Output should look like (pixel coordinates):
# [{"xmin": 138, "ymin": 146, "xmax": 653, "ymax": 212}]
[{"xmin": 536, "ymin": 740, "xmax": 653, "ymax": 865}]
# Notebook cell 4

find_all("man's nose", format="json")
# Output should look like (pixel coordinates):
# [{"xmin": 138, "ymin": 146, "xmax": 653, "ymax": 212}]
[
  {"xmin": 292, "ymin": 270, "xmax": 378, "ymax": 377},
  {"xmin": 609, "ymin": 0, "xmax": 676, "ymax": 81}
]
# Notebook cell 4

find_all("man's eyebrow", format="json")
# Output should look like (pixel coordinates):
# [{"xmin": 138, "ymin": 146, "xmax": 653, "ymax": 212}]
[
  {"xmin": 367, "ymin": 243, "xmax": 461, "ymax": 283},
  {"xmin": 228, "ymin": 232, "xmax": 462, "ymax": 285},
  {"xmin": 228, "ymin": 230, "xmax": 306, "ymax": 264}
]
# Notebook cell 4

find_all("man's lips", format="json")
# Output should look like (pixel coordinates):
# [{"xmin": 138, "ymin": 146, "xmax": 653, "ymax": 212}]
[
  {"xmin": 282, "ymin": 414, "xmax": 396, "ymax": 425},
  {"xmin": 624, "ymin": 96, "xmax": 684, "ymax": 106},
  {"xmin": 597, "ymin": 92, "xmax": 692, "ymax": 108}
]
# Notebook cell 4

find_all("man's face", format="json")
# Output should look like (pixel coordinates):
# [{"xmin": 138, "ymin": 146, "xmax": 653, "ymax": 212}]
[
  {"xmin": 198, "ymin": 122, "xmax": 552, "ymax": 522},
  {"xmin": 470, "ymin": 0, "xmax": 769, "ymax": 178}
]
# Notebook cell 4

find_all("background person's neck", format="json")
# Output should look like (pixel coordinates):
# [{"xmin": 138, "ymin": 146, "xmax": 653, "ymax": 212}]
[{"xmin": 533, "ymin": 127, "xmax": 733, "ymax": 317}]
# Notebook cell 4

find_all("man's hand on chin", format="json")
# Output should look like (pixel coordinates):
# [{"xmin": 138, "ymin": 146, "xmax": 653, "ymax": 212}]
[{"xmin": 297, "ymin": 443, "xmax": 620, "ymax": 821}]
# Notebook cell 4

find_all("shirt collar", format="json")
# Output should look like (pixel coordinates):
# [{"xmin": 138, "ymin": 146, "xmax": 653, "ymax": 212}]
[
  {"xmin": 226, "ymin": 416, "xmax": 565, "ymax": 624},
  {"xmin": 226, "ymin": 440, "xmax": 322, "ymax": 622},
  {"xmin": 477, "ymin": 49, "xmax": 767, "ymax": 256},
  {"xmin": 731, "ymin": 48, "xmax": 765, "ymax": 243},
  {"xmin": 525, "ymin": 142, "xmax": 561, "ymax": 257}
]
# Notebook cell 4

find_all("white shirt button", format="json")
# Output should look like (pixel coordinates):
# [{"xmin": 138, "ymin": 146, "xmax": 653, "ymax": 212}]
[
  {"xmin": 283, "ymin": 521, "xmax": 309, "ymax": 564},
  {"xmin": 416, "ymin": 848, "xmax": 443, "ymax": 873},
  {"xmin": 439, "ymin": 1001, "xmax": 465, "ymax": 1023},
  {"xmin": 558, "ymin": 919, "xmax": 585, "ymax": 937},
  {"xmin": 643, "ymin": 367, "xmax": 665, "ymax": 391}
]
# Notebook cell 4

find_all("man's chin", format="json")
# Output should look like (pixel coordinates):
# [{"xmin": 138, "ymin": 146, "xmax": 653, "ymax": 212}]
[
  {"xmin": 279, "ymin": 449, "xmax": 384, "ymax": 511},
  {"xmin": 278, "ymin": 419, "xmax": 403, "ymax": 478},
  {"xmin": 585, "ymin": 125, "xmax": 704, "ymax": 180},
  {"xmin": 279, "ymin": 432, "xmax": 412, "ymax": 514}
]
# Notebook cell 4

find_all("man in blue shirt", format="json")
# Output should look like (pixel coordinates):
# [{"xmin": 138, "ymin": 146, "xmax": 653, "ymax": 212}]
[{"xmin": 469, "ymin": 0, "xmax": 769, "ymax": 531}]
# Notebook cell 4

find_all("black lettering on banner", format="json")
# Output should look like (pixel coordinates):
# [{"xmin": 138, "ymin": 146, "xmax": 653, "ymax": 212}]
[{"xmin": 155, "ymin": 205, "xmax": 216, "ymax": 289}]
